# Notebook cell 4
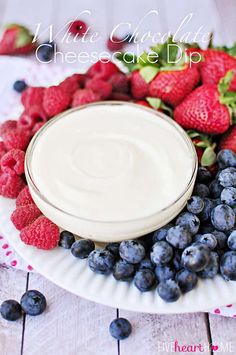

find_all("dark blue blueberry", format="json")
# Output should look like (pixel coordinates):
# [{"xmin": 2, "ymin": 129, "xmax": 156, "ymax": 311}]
[
  {"xmin": 220, "ymin": 251, "xmax": 236, "ymax": 280},
  {"xmin": 209, "ymin": 180, "xmax": 224, "ymax": 199},
  {"xmin": 134, "ymin": 269, "xmax": 156, "ymax": 291},
  {"xmin": 172, "ymin": 250, "xmax": 183, "ymax": 271},
  {"xmin": 198, "ymin": 198, "xmax": 216, "ymax": 222},
  {"xmin": 197, "ymin": 167, "xmax": 212, "ymax": 183},
  {"xmin": 212, "ymin": 230, "xmax": 228, "ymax": 249},
  {"xmin": 119, "ymin": 240, "xmax": 145, "ymax": 264},
  {"xmin": 193, "ymin": 183, "xmax": 210, "ymax": 198},
  {"xmin": 150, "ymin": 241, "xmax": 173, "ymax": 265},
  {"xmin": 193, "ymin": 234, "xmax": 203, "ymax": 243},
  {"xmin": 123, "ymin": 33, "xmax": 135, "ymax": 43},
  {"xmin": 113, "ymin": 260, "xmax": 135, "ymax": 281},
  {"xmin": 199, "ymin": 233, "xmax": 217, "ymax": 250},
  {"xmin": 181, "ymin": 243, "xmax": 210, "ymax": 272},
  {"xmin": 166, "ymin": 225, "xmax": 192, "ymax": 249},
  {"xmin": 157, "ymin": 280, "xmax": 181, "ymax": 302},
  {"xmin": 221, "ymin": 187, "xmax": 236, "ymax": 207},
  {"xmin": 152, "ymin": 223, "xmax": 174, "ymax": 243},
  {"xmin": 0, "ymin": 300, "xmax": 22, "ymax": 321},
  {"xmin": 199, "ymin": 223, "xmax": 215, "ymax": 234},
  {"xmin": 106, "ymin": 242, "xmax": 120, "ymax": 256},
  {"xmin": 20, "ymin": 290, "xmax": 46, "ymax": 316},
  {"xmin": 211, "ymin": 204, "xmax": 235, "ymax": 231},
  {"xmin": 176, "ymin": 212, "xmax": 200, "ymax": 235},
  {"xmin": 187, "ymin": 196, "xmax": 204, "ymax": 214},
  {"xmin": 88, "ymin": 248, "xmax": 115, "ymax": 274},
  {"xmin": 59, "ymin": 230, "xmax": 75, "ymax": 249},
  {"xmin": 155, "ymin": 264, "xmax": 175, "ymax": 282},
  {"xmin": 175, "ymin": 269, "xmax": 198, "ymax": 293},
  {"xmin": 217, "ymin": 149, "xmax": 236, "ymax": 169},
  {"xmin": 71, "ymin": 239, "xmax": 95, "ymax": 259},
  {"xmin": 138, "ymin": 257, "xmax": 154, "ymax": 270},
  {"xmin": 37, "ymin": 41, "xmax": 55, "ymax": 62},
  {"xmin": 109, "ymin": 318, "xmax": 132, "ymax": 340},
  {"xmin": 198, "ymin": 252, "xmax": 219, "ymax": 279},
  {"xmin": 13, "ymin": 80, "xmax": 27, "ymax": 93},
  {"xmin": 227, "ymin": 230, "xmax": 236, "ymax": 250},
  {"xmin": 218, "ymin": 167, "xmax": 236, "ymax": 187}
]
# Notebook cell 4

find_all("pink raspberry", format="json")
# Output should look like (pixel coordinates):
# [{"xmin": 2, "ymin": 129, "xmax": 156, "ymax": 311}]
[
  {"xmin": 20, "ymin": 216, "xmax": 60, "ymax": 250},
  {"xmin": 0, "ymin": 173, "xmax": 25, "ymax": 198},
  {"xmin": 32, "ymin": 122, "xmax": 44, "ymax": 135},
  {"xmin": 16, "ymin": 186, "xmax": 34, "ymax": 207},
  {"xmin": 18, "ymin": 105, "xmax": 48, "ymax": 131},
  {"xmin": 110, "ymin": 92, "xmax": 131, "ymax": 101},
  {"xmin": 0, "ymin": 120, "xmax": 17, "ymax": 137},
  {"xmin": 72, "ymin": 89, "xmax": 100, "ymax": 107},
  {"xmin": 87, "ymin": 60, "xmax": 120, "ymax": 80},
  {"xmin": 59, "ymin": 74, "xmax": 81, "ymax": 95},
  {"xmin": 1, "ymin": 149, "xmax": 25, "ymax": 176},
  {"xmin": 43, "ymin": 86, "xmax": 71, "ymax": 117},
  {"xmin": 11, "ymin": 204, "xmax": 42, "ymax": 230},
  {"xmin": 85, "ymin": 78, "xmax": 112, "ymax": 99},
  {"xmin": 109, "ymin": 73, "xmax": 129, "ymax": 93},
  {"xmin": 0, "ymin": 142, "xmax": 6, "ymax": 160},
  {"xmin": 21, "ymin": 87, "xmax": 45, "ymax": 109},
  {"xmin": 2, "ymin": 128, "xmax": 31, "ymax": 151}
]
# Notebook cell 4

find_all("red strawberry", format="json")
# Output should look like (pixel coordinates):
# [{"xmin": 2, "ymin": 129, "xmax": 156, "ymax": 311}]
[
  {"xmin": 219, "ymin": 125, "xmax": 236, "ymax": 153},
  {"xmin": 135, "ymin": 100, "xmax": 151, "ymax": 108},
  {"xmin": 43, "ymin": 86, "xmax": 70, "ymax": 117},
  {"xmin": 16, "ymin": 186, "xmax": 34, "ymax": 207},
  {"xmin": 0, "ymin": 24, "xmax": 35, "ymax": 55},
  {"xmin": 130, "ymin": 70, "xmax": 149, "ymax": 99},
  {"xmin": 174, "ymin": 71, "xmax": 236, "ymax": 135},
  {"xmin": 20, "ymin": 216, "xmax": 60, "ymax": 250},
  {"xmin": 68, "ymin": 20, "xmax": 88, "ymax": 37},
  {"xmin": 87, "ymin": 60, "xmax": 120, "ymax": 80},
  {"xmin": 11, "ymin": 204, "xmax": 42, "ymax": 230},
  {"xmin": 149, "ymin": 66, "xmax": 200, "ymax": 107}
]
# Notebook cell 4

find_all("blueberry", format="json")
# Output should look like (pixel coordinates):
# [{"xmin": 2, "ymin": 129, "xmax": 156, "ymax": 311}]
[
  {"xmin": 181, "ymin": 243, "xmax": 210, "ymax": 272},
  {"xmin": 119, "ymin": 240, "xmax": 145, "ymax": 264},
  {"xmin": 212, "ymin": 230, "xmax": 228, "ymax": 249},
  {"xmin": 71, "ymin": 239, "xmax": 95, "ymax": 259},
  {"xmin": 20, "ymin": 290, "xmax": 46, "ymax": 316},
  {"xmin": 221, "ymin": 187, "xmax": 236, "ymax": 207},
  {"xmin": 59, "ymin": 230, "xmax": 75, "ymax": 249},
  {"xmin": 137, "ymin": 234, "xmax": 153, "ymax": 251},
  {"xmin": 157, "ymin": 280, "xmax": 181, "ymax": 302},
  {"xmin": 220, "ymin": 251, "xmax": 236, "ymax": 280},
  {"xmin": 198, "ymin": 252, "xmax": 219, "ymax": 279},
  {"xmin": 155, "ymin": 264, "xmax": 175, "ymax": 282},
  {"xmin": 13, "ymin": 80, "xmax": 27, "ymax": 93},
  {"xmin": 175, "ymin": 269, "xmax": 198, "ymax": 293},
  {"xmin": 138, "ymin": 257, "xmax": 154, "ymax": 270},
  {"xmin": 209, "ymin": 180, "xmax": 224, "ymax": 198},
  {"xmin": 37, "ymin": 41, "xmax": 55, "ymax": 62},
  {"xmin": 106, "ymin": 242, "xmax": 120, "ymax": 256},
  {"xmin": 113, "ymin": 260, "xmax": 135, "ymax": 281},
  {"xmin": 166, "ymin": 225, "xmax": 192, "ymax": 249},
  {"xmin": 109, "ymin": 318, "xmax": 132, "ymax": 340},
  {"xmin": 218, "ymin": 167, "xmax": 236, "ymax": 187},
  {"xmin": 172, "ymin": 250, "xmax": 182, "ymax": 271},
  {"xmin": 176, "ymin": 212, "xmax": 200, "ymax": 235},
  {"xmin": 199, "ymin": 233, "xmax": 217, "ymax": 250},
  {"xmin": 123, "ymin": 33, "xmax": 135, "ymax": 43},
  {"xmin": 227, "ymin": 230, "xmax": 236, "ymax": 250},
  {"xmin": 187, "ymin": 196, "xmax": 204, "ymax": 214},
  {"xmin": 193, "ymin": 234, "xmax": 203, "ymax": 243},
  {"xmin": 88, "ymin": 248, "xmax": 115, "ymax": 274},
  {"xmin": 198, "ymin": 198, "xmax": 216, "ymax": 222},
  {"xmin": 197, "ymin": 167, "xmax": 212, "ymax": 183},
  {"xmin": 0, "ymin": 300, "xmax": 22, "ymax": 321},
  {"xmin": 211, "ymin": 204, "xmax": 235, "ymax": 231},
  {"xmin": 153, "ymin": 223, "xmax": 173, "ymax": 242},
  {"xmin": 199, "ymin": 223, "xmax": 215, "ymax": 234},
  {"xmin": 150, "ymin": 241, "xmax": 173, "ymax": 265},
  {"xmin": 134, "ymin": 269, "xmax": 156, "ymax": 291},
  {"xmin": 217, "ymin": 149, "xmax": 236, "ymax": 169},
  {"xmin": 194, "ymin": 183, "xmax": 210, "ymax": 198}
]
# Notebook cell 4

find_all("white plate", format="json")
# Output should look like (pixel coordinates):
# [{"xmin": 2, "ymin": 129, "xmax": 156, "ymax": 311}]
[{"xmin": 1, "ymin": 196, "xmax": 236, "ymax": 314}]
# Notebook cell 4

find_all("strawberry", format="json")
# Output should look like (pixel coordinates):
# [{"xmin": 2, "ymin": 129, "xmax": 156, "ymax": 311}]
[
  {"xmin": 219, "ymin": 125, "xmax": 236, "ymax": 153},
  {"xmin": 0, "ymin": 24, "xmax": 35, "ymax": 55},
  {"xmin": 149, "ymin": 65, "xmax": 200, "ymax": 107},
  {"xmin": 130, "ymin": 70, "xmax": 149, "ymax": 99}
]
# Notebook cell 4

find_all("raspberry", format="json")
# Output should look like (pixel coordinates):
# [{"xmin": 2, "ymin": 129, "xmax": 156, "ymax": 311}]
[
  {"xmin": 107, "ymin": 36, "xmax": 124, "ymax": 52},
  {"xmin": 2, "ymin": 128, "xmax": 31, "ymax": 151},
  {"xmin": 11, "ymin": 204, "xmax": 42, "ymax": 230},
  {"xmin": 68, "ymin": 20, "xmax": 88, "ymax": 37},
  {"xmin": 20, "ymin": 216, "xmax": 60, "ymax": 250},
  {"xmin": 87, "ymin": 60, "xmax": 120, "ymax": 80},
  {"xmin": 110, "ymin": 92, "xmax": 131, "ymax": 101},
  {"xmin": 130, "ymin": 70, "xmax": 149, "ymax": 99},
  {"xmin": 0, "ymin": 120, "xmax": 17, "ymax": 137},
  {"xmin": 18, "ymin": 105, "xmax": 47, "ymax": 132},
  {"xmin": 43, "ymin": 86, "xmax": 70, "ymax": 117},
  {"xmin": 16, "ymin": 186, "xmax": 34, "ymax": 207},
  {"xmin": 1, "ymin": 149, "xmax": 25, "ymax": 176},
  {"xmin": 72, "ymin": 89, "xmax": 100, "ymax": 107},
  {"xmin": 32, "ymin": 122, "xmax": 44, "ymax": 135},
  {"xmin": 21, "ymin": 87, "xmax": 45, "ymax": 110},
  {"xmin": 108, "ymin": 73, "xmax": 129, "ymax": 93},
  {"xmin": 0, "ymin": 173, "xmax": 25, "ymax": 198},
  {"xmin": 0, "ymin": 142, "xmax": 6, "ymax": 160},
  {"xmin": 85, "ymin": 78, "xmax": 112, "ymax": 99},
  {"xmin": 59, "ymin": 75, "xmax": 80, "ymax": 96}
]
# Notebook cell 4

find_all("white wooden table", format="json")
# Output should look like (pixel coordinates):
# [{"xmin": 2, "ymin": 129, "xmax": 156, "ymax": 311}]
[{"xmin": 0, "ymin": 1, "xmax": 236, "ymax": 354}]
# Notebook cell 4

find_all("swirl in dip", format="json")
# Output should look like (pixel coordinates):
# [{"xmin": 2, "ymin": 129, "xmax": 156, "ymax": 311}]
[{"xmin": 26, "ymin": 102, "xmax": 197, "ymax": 242}]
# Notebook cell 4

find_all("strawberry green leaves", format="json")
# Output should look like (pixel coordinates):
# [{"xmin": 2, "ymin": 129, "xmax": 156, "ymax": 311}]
[
  {"xmin": 187, "ymin": 130, "xmax": 217, "ymax": 166},
  {"xmin": 146, "ymin": 97, "xmax": 173, "ymax": 116},
  {"xmin": 140, "ymin": 66, "xmax": 159, "ymax": 83},
  {"xmin": 6, "ymin": 24, "xmax": 33, "ymax": 48},
  {"xmin": 201, "ymin": 146, "xmax": 217, "ymax": 167}
]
